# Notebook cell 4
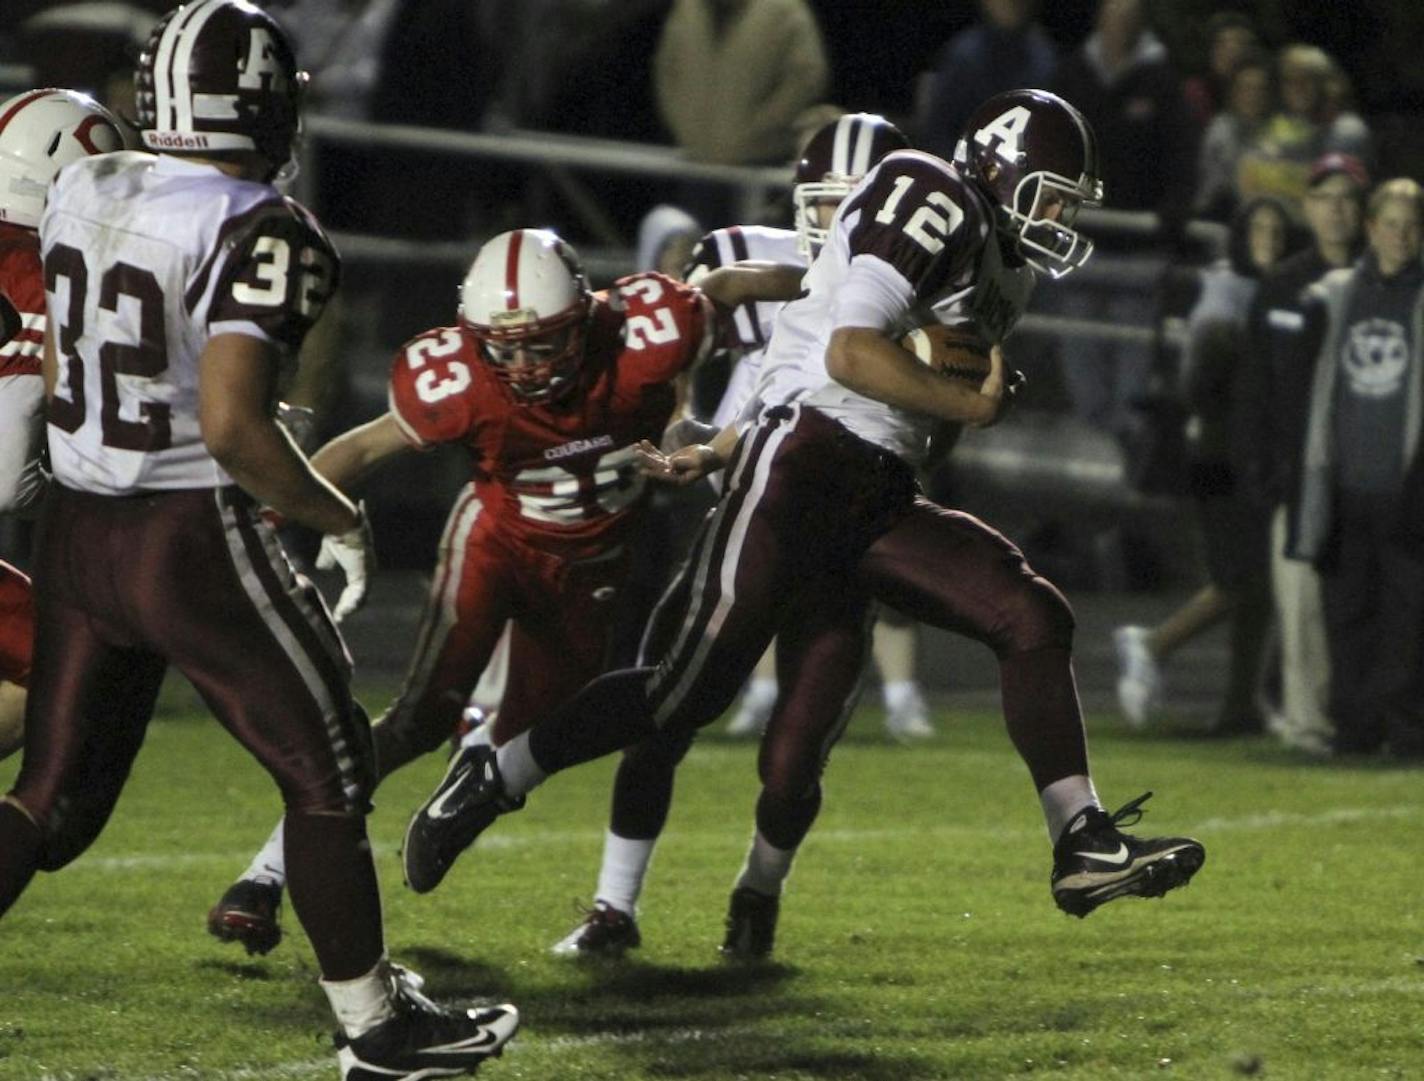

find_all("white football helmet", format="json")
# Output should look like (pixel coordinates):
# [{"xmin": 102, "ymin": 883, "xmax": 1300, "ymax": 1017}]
[
  {"xmin": 459, "ymin": 229, "xmax": 591, "ymax": 404},
  {"xmin": 0, "ymin": 88, "xmax": 126, "ymax": 229}
]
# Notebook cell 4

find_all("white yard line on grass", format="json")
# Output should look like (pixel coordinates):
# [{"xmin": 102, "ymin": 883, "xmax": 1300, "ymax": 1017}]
[
  {"xmin": 66, "ymin": 804, "xmax": 1424, "ymax": 874},
  {"xmin": 38, "ymin": 1027, "xmax": 731, "ymax": 1081}
]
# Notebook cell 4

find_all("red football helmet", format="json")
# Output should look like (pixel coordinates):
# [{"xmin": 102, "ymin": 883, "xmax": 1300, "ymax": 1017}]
[
  {"xmin": 956, "ymin": 89, "xmax": 1103, "ymax": 278},
  {"xmin": 459, "ymin": 229, "xmax": 592, "ymax": 404},
  {"xmin": 794, "ymin": 112, "xmax": 910, "ymax": 258},
  {"xmin": 134, "ymin": 0, "xmax": 305, "ymax": 178}
]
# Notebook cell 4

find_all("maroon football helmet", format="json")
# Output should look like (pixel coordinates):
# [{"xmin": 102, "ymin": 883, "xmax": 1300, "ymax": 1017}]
[
  {"xmin": 793, "ymin": 112, "xmax": 910, "ymax": 258},
  {"xmin": 956, "ymin": 89, "xmax": 1103, "ymax": 277},
  {"xmin": 135, "ymin": 0, "xmax": 305, "ymax": 178}
]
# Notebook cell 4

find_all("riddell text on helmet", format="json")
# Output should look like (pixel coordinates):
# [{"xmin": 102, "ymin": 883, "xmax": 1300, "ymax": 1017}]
[{"xmin": 144, "ymin": 132, "xmax": 213, "ymax": 149}]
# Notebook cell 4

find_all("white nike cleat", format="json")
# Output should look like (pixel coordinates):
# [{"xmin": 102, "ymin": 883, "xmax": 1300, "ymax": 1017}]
[{"xmin": 1050, "ymin": 792, "xmax": 1204, "ymax": 918}]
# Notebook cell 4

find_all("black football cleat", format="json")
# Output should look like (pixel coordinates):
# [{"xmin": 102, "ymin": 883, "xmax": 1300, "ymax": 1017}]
[
  {"xmin": 719, "ymin": 886, "xmax": 780, "ymax": 959},
  {"xmin": 207, "ymin": 878, "xmax": 283, "ymax": 956},
  {"xmin": 402, "ymin": 745, "xmax": 524, "ymax": 894},
  {"xmin": 1051, "ymin": 791, "xmax": 1205, "ymax": 918},
  {"xmin": 334, "ymin": 963, "xmax": 519, "ymax": 1080},
  {"xmin": 550, "ymin": 901, "xmax": 642, "ymax": 958}
]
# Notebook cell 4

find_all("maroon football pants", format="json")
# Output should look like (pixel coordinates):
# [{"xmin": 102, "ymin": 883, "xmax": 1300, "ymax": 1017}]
[
  {"xmin": 2, "ymin": 486, "xmax": 381, "ymax": 977},
  {"xmin": 531, "ymin": 405, "xmax": 1088, "ymax": 795}
]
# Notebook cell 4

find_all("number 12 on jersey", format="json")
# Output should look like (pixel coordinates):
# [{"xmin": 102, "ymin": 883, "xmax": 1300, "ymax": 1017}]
[{"xmin": 873, "ymin": 174, "xmax": 965, "ymax": 255}]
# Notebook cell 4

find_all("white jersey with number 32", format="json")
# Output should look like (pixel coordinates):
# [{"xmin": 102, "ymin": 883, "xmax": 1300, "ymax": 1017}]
[{"xmin": 40, "ymin": 151, "xmax": 337, "ymax": 495}]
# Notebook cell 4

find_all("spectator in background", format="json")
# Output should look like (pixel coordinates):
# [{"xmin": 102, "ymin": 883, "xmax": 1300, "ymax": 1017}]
[
  {"xmin": 1181, "ymin": 10, "xmax": 1260, "ymax": 130},
  {"xmin": 636, "ymin": 205, "xmax": 704, "ymax": 280},
  {"xmin": 1052, "ymin": 0, "xmax": 1197, "ymax": 224},
  {"xmin": 1236, "ymin": 44, "xmax": 1373, "ymax": 210},
  {"xmin": 915, "ymin": 0, "xmax": 1058, "ymax": 161},
  {"xmin": 654, "ymin": 0, "xmax": 828, "ymax": 168},
  {"xmin": 1290, "ymin": 178, "xmax": 1424, "ymax": 760},
  {"xmin": 1049, "ymin": 0, "xmax": 1197, "ymax": 455},
  {"xmin": 480, "ymin": 0, "xmax": 672, "ymax": 142},
  {"xmin": 1114, "ymin": 197, "xmax": 1299, "ymax": 735},
  {"xmin": 1194, "ymin": 49, "xmax": 1275, "ymax": 222},
  {"xmin": 1242, "ymin": 152, "xmax": 1367, "ymax": 756}
]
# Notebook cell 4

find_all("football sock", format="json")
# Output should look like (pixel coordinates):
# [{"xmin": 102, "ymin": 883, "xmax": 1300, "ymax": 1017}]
[
  {"xmin": 321, "ymin": 956, "xmax": 395, "ymax": 1039},
  {"xmin": 495, "ymin": 731, "xmax": 548, "ymax": 798},
  {"xmin": 240, "ymin": 818, "xmax": 287, "ymax": 889},
  {"xmin": 999, "ymin": 646, "xmax": 1091, "ymax": 790},
  {"xmin": 459, "ymin": 712, "xmax": 496, "ymax": 750},
  {"xmin": 594, "ymin": 831, "xmax": 657, "ymax": 915},
  {"xmin": 284, "ymin": 810, "xmax": 384, "ymax": 982},
  {"xmin": 883, "ymin": 679, "xmax": 920, "ymax": 714},
  {"xmin": 1040, "ymin": 774, "xmax": 1101, "ymax": 844},
  {"xmin": 734, "ymin": 831, "xmax": 797, "ymax": 897},
  {"xmin": 743, "ymin": 677, "xmax": 778, "ymax": 712}
]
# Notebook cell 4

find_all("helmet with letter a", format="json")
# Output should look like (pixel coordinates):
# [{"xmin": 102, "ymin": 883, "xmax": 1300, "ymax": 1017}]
[
  {"xmin": 0, "ymin": 88, "xmax": 126, "ymax": 229},
  {"xmin": 458, "ymin": 229, "xmax": 593, "ymax": 405},
  {"xmin": 794, "ymin": 112, "xmax": 910, "ymax": 259},
  {"xmin": 134, "ymin": 0, "xmax": 305, "ymax": 180},
  {"xmin": 956, "ymin": 89, "xmax": 1103, "ymax": 278}
]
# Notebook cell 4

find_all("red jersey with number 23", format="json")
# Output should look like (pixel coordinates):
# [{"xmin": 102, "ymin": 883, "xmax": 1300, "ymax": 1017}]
[{"xmin": 388, "ymin": 271, "xmax": 712, "ymax": 551}]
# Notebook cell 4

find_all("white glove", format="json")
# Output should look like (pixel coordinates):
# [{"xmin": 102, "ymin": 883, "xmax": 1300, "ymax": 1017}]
[{"xmin": 316, "ymin": 502, "xmax": 375, "ymax": 624}]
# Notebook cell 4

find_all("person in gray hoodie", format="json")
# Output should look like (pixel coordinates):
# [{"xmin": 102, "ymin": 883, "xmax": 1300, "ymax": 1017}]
[{"xmin": 1291, "ymin": 178, "xmax": 1424, "ymax": 759}]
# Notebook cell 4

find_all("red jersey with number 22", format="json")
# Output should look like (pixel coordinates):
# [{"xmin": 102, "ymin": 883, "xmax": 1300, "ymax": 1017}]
[{"xmin": 388, "ymin": 271, "xmax": 712, "ymax": 550}]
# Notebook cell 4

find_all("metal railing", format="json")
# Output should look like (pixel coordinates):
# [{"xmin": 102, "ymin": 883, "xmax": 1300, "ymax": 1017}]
[
  {"xmin": 303, "ymin": 114, "xmax": 1206, "ymax": 522},
  {"xmin": 301, "ymin": 114, "xmax": 1224, "ymax": 275}
]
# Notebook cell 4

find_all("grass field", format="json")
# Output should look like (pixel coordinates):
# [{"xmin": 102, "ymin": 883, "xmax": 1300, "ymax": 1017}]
[{"xmin": 1, "ymin": 677, "xmax": 1421, "ymax": 1081}]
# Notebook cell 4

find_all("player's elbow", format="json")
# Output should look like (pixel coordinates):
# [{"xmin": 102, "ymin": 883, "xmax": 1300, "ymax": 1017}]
[
  {"xmin": 824, "ymin": 327, "xmax": 878, "ymax": 390},
  {"xmin": 199, "ymin": 401, "xmax": 258, "ymax": 470}
]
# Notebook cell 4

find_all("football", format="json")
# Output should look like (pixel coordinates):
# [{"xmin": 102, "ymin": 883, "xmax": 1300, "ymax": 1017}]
[{"xmin": 900, "ymin": 323, "xmax": 993, "ymax": 387}]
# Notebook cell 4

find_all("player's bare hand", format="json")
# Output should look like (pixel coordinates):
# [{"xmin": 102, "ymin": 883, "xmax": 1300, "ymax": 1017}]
[
  {"xmin": 635, "ymin": 439, "xmax": 721, "ymax": 485},
  {"xmin": 970, "ymin": 345, "xmax": 1008, "ymax": 428}
]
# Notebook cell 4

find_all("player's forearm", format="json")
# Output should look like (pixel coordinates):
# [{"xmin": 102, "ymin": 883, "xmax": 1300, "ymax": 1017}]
[
  {"xmin": 309, "ymin": 415, "xmax": 405, "ymax": 492},
  {"xmin": 698, "ymin": 263, "xmax": 804, "ymax": 309},
  {"xmin": 209, "ymin": 418, "xmax": 359, "ymax": 535},
  {"xmin": 826, "ymin": 328, "xmax": 997, "ymax": 427}
]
